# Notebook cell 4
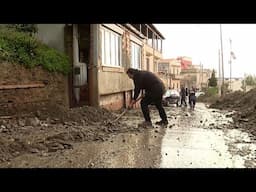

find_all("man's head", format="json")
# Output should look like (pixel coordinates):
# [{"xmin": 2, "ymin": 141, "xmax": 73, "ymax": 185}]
[{"xmin": 126, "ymin": 68, "xmax": 139, "ymax": 79}]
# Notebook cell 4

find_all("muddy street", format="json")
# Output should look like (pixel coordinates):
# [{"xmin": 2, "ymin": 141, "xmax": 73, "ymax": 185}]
[{"xmin": 0, "ymin": 103, "xmax": 255, "ymax": 168}]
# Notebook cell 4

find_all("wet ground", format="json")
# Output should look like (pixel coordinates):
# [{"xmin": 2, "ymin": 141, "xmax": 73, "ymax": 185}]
[{"xmin": 1, "ymin": 103, "xmax": 255, "ymax": 168}]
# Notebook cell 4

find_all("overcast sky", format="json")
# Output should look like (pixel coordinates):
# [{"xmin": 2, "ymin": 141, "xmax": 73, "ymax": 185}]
[{"xmin": 154, "ymin": 24, "xmax": 256, "ymax": 78}]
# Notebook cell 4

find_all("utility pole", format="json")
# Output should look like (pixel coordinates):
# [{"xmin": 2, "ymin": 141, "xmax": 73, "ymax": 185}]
[
  {"xmin": 220, "ymin": 24, "xmax": 225, "ymax": 96},
  {"xmin": 200, "ymin": 62, "xmax": 203, "ymax": 90},
  {"xmin": 229, "ymin": 38, "xmax": 232, "ymax": 90},
  {"xmin": 218, "ymin": 49, "xmax": 221, "ymax": 96}
]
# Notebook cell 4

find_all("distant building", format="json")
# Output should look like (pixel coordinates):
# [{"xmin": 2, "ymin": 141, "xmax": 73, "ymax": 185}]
[
  {"xmin": 177, "ymin": 56, "xmax": 192, "ymax": 70},
  {"xmin": 157, "ymin": 59, "xmax": 181, "ymax": 90},
  {"xmin": 224, "ymin": 77, "xmax": 243, "ymax": 92},
  {"xmin": 180, "ymin": 64, "xmax": 212, "ymax": 89}
]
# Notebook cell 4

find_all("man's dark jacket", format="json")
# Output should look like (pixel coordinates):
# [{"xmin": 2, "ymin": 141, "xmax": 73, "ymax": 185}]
[{"xmin": 132, "ymin": 70, "xmax": 165, "ymax": 100}]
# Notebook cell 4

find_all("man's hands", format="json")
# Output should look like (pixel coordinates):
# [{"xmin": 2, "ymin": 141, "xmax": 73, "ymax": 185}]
[
  {"xmin": 128, "ymin": 94, "xmax": 144, "ymax": 109},
  {"xmin": 128, "ymin": 99, "xmax": 136, "ymax": 109}
]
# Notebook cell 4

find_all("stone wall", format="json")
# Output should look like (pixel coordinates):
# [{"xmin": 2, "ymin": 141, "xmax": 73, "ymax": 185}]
[{"xmin": 0, "ymin": 62, "xmax": 69, "ymax": 116}]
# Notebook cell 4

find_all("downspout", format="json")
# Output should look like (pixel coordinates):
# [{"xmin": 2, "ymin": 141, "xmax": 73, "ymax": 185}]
[{"xmin": 73, "ymin": 24, "xmax": 80, "ymax": 103}]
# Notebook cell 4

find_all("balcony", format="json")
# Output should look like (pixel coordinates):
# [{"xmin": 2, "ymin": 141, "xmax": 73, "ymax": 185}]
[{"xmin": 168, "ymin": 73, "xmax": 181, "ymax": 80}]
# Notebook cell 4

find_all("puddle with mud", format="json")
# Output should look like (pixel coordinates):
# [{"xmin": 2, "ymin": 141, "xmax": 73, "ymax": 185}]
[{"xmin": 160, "ymin": 103, "xmax": 256, "ymax": 168}]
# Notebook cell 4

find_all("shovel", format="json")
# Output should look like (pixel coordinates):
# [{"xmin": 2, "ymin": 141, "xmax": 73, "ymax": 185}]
[{"xmin": 106, "ymin": 95, "xmax": 143, "ymax": 125}]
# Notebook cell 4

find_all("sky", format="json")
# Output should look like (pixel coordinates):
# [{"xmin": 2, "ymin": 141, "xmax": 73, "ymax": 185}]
[{"xmin": 154, "ymin": 24, "xmax": 256, "ymax": 78}]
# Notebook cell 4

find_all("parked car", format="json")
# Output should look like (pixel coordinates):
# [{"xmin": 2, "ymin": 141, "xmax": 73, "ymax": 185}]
[
  {"xmin": 162, "ymin": 89, "xmax": 180, "ymax": 107},
  {"xmin": 195, "ymin": 91, "xmax": 205, "ymax": 97}
]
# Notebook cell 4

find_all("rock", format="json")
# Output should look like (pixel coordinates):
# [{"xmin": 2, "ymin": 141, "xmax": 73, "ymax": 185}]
[
  {"xmin": 241, "ymin": 114, "xmax": 247, "ymax": 119},
  {"xmin": 25, "ymin": 117, "xmax": 40, "ymax": 127},
  {"xmin": 35, "ymin": 110, "xmax": 41, "ymax": 118},
  {"xmin": 18, "ymin": 119, "xmax": 26, "ymax": 127},
  {"xmin": 122, "ymin": 139, "xmax": 126, "ymax": 143},
  {"xmin": 226, "ymin": 114, "xmax": 232, "ymax": 118},
  {"xmin": 239, "ymin": 118, "xmax": 249, "ymax": 122},
  {"xmin": 200, "ymin": 120, "xmax": 203, "ymax": 123},
  {"xmin": 165, "ymin": 153, "xmax": 168, "ymax": 156},
  {"xmin": 41, "ymin": 152, "xmax": 49, "ymax": 157},
  {"xmin": 6, "ymin": 124, "xmax": 12, "ymax": 129},
  {"xmin": 2, "ymin": 129, "xmax": 8, "ymax": 133},
  {"xmin": 43, "ymin": 123, "xmax": 48, "ymax": 127},
  {"xmin": 154, "ymin": 130, "xmax": 159, "ymax": 133},
  {"xmin": 0, "ymin": 125, "xmax": 6, "ymax": 129},
  {"xmin": 29, "ymin": 148, "xmax": 40, "ymax": 153}
]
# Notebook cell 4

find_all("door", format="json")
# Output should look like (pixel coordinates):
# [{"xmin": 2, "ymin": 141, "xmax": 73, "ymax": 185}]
[{"xmin": 64, "ymin": 24, "xmax": 91, "ymax": 107}]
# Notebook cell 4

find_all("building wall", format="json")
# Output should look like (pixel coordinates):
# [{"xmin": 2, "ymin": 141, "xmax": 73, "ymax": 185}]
[
  {"xmin": 37, "ymin": 24, "xmax": 65, "ymax": 52},
  {"xmin": 170, "ymin": 79, "xmax": 180, "ymax": 90},
  {"xmin": 97, "ymin": 24, "xmax": 144, "ymax": 110},
  {"xmin": 181, "ymin": 65, "xmax": 212, "ymax": 89},
  {"xmin": 98, "ymin": 69, "xmax": 133, "ymax": 95},
  {"xmin": 224, "ymin": 78, "xmax": 243, "ymax": 92},
  {"xmin": 36, "ymin": 24, "xmax": 164, "ymax": 111},
  {"xmin": 144, "ymin": 43, "xmax": 162, "ymax": 73},
  {"xmin": 157, "ymin": 59, "xmax": 181, "ymax": 90}
]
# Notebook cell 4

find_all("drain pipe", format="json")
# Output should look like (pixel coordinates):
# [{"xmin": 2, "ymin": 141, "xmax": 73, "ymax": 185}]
[{"xmin": 73, "ymin": 24, "xmax": 80, "ymax": 103}]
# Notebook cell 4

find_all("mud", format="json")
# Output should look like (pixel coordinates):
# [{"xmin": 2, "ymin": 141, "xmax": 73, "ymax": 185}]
[
  {"xmin": 0, "ymin": 102, "xmax": 256, "ymax": 168},
  {"xmin": 0, "ymin": 106, "xmax": 141, "ymax": 163},
  {"xmin": 210, "ymin": 88, "xmax": 256, "ymax": 137}
]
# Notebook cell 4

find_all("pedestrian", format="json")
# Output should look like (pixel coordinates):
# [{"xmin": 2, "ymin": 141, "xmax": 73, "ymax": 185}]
[
  {"xmin": 126, "ymin": 68, "xmax": 168, "ymax": 127},
  {"xmin": 180, "ymin": 85, "xmax": 187, "ymax": 107},
  {"xmin": 188, "ymin": 86, "xmax": 196, "ymax": 110}
]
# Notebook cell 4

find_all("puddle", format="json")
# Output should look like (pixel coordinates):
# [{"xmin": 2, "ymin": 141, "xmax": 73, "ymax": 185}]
[{"xmin": 160, "ymin": 103, "xmax": 256, "ymax": 168}]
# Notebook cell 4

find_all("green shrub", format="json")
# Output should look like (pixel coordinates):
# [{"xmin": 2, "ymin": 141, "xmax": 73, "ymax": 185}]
[
  {"xmin": 206, "ymin": 87, "xmax": 218, "ymax": 97},
  {"xmin": 6, "ymin": 24, "xmax": 38, "ymax": 35},
  {"xmin": 0, "ymin": 27, "xmax": 70, "ymax": 75}
]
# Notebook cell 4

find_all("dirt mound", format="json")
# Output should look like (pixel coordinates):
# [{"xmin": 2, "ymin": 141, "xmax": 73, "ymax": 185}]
[
  {"xmin": 29, "ymin": 105, "xmax": 117, "ymax": 125},
  {"xmin": 210, "ymin": 88, "xmax": 256, "ymax": 112},
  {"xmin": 210, "ymin": 88, "xmax": 256, "ymax": 136},
  {"xmin": 210, "ymin": 90, "xmax": 244, "ymax": 109}
]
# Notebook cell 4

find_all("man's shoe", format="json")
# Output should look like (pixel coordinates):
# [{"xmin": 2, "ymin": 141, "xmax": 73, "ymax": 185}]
[
  {"xmin": 138, "ymin": 121, "xmax": 153, "ymax": 128},
  {"xmin": 155, "ymin": 120, "xmax": 168, "ymax": 125}
]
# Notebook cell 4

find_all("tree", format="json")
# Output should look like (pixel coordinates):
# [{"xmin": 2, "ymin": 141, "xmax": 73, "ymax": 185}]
[
  {"xmin": 208, "ymin": 69, "xmax": 217, "ymax": 87},
  {"xmin": 241, "ymin": 74, "xmax": 256, "ymax": 91}
]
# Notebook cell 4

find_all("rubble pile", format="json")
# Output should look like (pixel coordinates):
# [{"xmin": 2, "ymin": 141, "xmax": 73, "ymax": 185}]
[
  {"xmin": 210, "ymin": 88, "xmax": 256, "ymax": 136},
  {"xmin": 0, "ymin": 106, "xmax": 139, "ymax": 163}
]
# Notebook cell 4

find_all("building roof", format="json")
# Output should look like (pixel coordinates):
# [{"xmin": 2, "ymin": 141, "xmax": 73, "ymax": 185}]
[{"xmin": 149, "ymin": 24, "xmax": 165, "ymax": 39}]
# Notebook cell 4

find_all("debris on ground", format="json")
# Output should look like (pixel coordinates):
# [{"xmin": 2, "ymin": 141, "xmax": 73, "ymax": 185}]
[
  {"xmin": 0, "ymin": 105, "xmax": 139, "ymax": 163},
  {"xmin": 210, "ymin": 88, "xmax": 256, "ymax": 136}
]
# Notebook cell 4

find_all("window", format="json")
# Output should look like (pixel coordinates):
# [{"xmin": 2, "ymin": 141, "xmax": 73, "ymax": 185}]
[
  {"xmin": 101, "ymin": 27, "xmax": 121, "ymax": 67},
  {"xmin": 158, "ymin": 62, "xmax": 169, "ymax": 72},
  {"xmin": 131, "ymin": 41, "xmax": 141, "ymax": 69}
]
